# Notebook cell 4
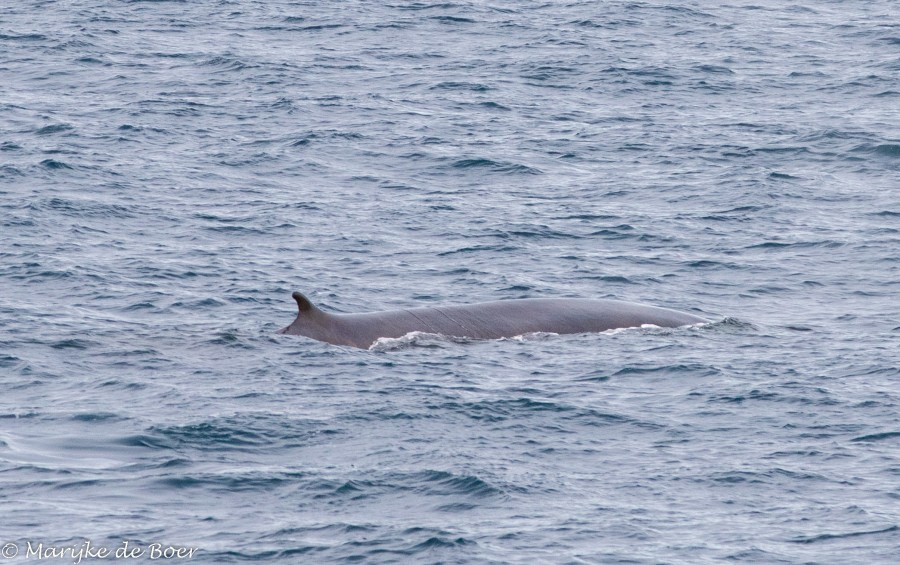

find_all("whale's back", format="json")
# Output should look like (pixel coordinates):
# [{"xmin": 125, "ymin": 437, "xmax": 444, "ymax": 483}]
[{"xmin": 280, "ymin": 294, "xmax": 707, "ymax": 348}]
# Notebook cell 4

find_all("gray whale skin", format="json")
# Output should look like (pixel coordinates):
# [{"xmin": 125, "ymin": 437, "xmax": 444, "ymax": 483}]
[{"xmin": 278, "ymin": 291, "xmax": 708, "ymax": 349}]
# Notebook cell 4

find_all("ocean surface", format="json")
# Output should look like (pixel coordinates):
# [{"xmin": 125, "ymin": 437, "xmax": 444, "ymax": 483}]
[{"xmin": 2, "ymin": 1, "xmax": 898, "ymax": 563}]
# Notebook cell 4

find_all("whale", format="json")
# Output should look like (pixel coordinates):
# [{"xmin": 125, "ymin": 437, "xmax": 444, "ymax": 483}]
[{"xmin": 278, "ymin": 291, "xmax": 708, "ymax": 349}]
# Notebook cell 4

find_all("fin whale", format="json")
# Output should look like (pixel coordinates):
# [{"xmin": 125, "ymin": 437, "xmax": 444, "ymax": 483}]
[{"xmin": 278, "ymin": 291, "xmax": 708, "ymax": 349}]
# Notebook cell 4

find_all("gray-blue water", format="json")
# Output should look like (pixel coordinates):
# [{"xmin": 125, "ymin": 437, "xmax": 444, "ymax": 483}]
[{"xmin": 2, "ymin": 1, "xmax": 899, "ymax": 563}]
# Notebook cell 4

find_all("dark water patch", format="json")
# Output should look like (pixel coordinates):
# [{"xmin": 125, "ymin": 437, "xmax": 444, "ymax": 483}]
[
  {"xmin": 765, "ymin": 449, "xmax": 823, "ymax": 458},
  {"xmin": 504, "ymin": 224, "xmax": 576, "ymax": 239},
  {"xmin": 850, "ymin": 143, "xmax": 900, "ymax": 158},
  {"xmin": 50, "ymin": 339, "xmax": 97, "ymax": 350},
  {"xmin": 754, "ymin": 146, "xmax": 809, "ymax": 154},
  {"xmin": 310, "ymin": 23, "xmax": 352, "ymax": 32},
  {"xmin": 36, "ymin": 197, "xmax": 134, "ymax": 218},
  {"xmin": 573, "ymin": 371, "xmax": 611, "ymax": 383},
  {"xmin": 131, "ymin": 266, "xmax": 216, "ymax": 280},
  {"xmin": 408, "ymin": 535, "xmax": 474, "ymax": 552},
  {"xmin": 614, "ymin": 363, "xmax": 719, "ymax": 378},
  {"xmin": 743, "ymin": 284, "xmax": 791, "ymax": 295},
  {"xmin": 708, "ymin": 388, "xmax": 837, "ymax": 406},
  {"xmin": 146, "ymin": 415, "xmax": 325, "ymax": 451},
  {"xmin": 172, "ymin": 297, "xmax": 226, "ymax": 309},
  {"xmin": 411, "ymin": 470, "xmax": 501, "ymax": 498},
  {"xmin": 35, "ymin": 124, "xmax": 74, "ymax": 135},
  {"xmin": 206, "ymin": 549, "xmax": 281, "ymax": 562},
  {"xmin": 0, "ymin": 354, "xmax": 24, "ymax": 368},
  {"xmin": 42, "ymin": 148, "xmax": 78, "ymax": 156},
  {"xmin": 872, "ymin": 144, "xmax": 900, "ymax": 158},
  {"xmin": 306, "ymin": 477, "xmax": 362, "ymax": 498},
  {"xmin": 521, "ymin": 66, "xmax": 578, "ymax": 83},
  {"xmin": 687, "ymin": 259, "xmax": 743, "ymax": 270},
  {"xmin": 430, "ymin": 81, "xmax": 492, "ymax": 91},
  {"xmin": 318, "ymin": 471, "xmax": 500, "ymax": 515},
  {"xmin": 474, "ymin": 100, "xmax": 509, "ymax": 111},
  {"xmin": 334, "ymin": 479, "xmax": 367, "ymax": 495},
  {"xmin": 51, "ymin": 478, "xmax": 125, "ymax": 491},
  {"xmin": 586, "ymin": 224, "xmax": 638, "ymax": 239},
  {"xmin": 341, "ymin": 405, "xmax": 436, "ymax": 421},
  {"xmin": 586, "ymin": 274, "xmax": 634, "ymax": 284},
  {"xmin": 745, "ymin": 240, "xmax": 845, "ymax": 251},
  {"xmin": 124, "ymin": 301, "xmax": 159, "ymax": 312},
  {"xmin": 156, "ymin": 470, "xmax": 306, "ymax": 492},
  {"xmin": 574, "ymin": 19, "xmax": 634, "ymax": 29},
  {"xmin": 117, "ymin": 433, "xmax": 177, "ymax": 450},
  {"xmin": 607, "ymin": 230, "xmax": 667, "ymax": 242},
  {"xmin": 723, "ymin": 548, "xmax": 788, "ymax": 562},
  {"xmin": 498, "ymin": 284, "xmax": 534, "ymax": 292},
  {"xmin": 436, "ymin": 244, "xmax": 519, "ymax": 256},
  {"xmin": 96, "ymin": 346, "xmax": 165, "ymax": 361},
  {"xmin": 427, "ymin": 398, "xmax": 629, "ymax": 429},
  {"xmin": 435, "ymin": 502, "xmax": 478, "ymax": 512},
  {"xmin": 0, "ymin": 33, "xmax": 47, "ymax": 41},
  {"xmin": 271, "ymin": 23, "xmax": 345, "ymax": 33},
  {"xmin": 694, "ymin": 64, "xmax": 734, "ymax": 74},
  {"xmin": 69, "ymin": 412, "xmax": 123, "ymax": 423},
  {"xmin": 153, "ymin": 422, "xmax": 267, "ymax": 450},
  {"xmin": 428, "ymin": 398, "xmax": 562, "ymax": 422},
  {"xmin": 39, "ymin": 159, "xmax": 73, "ymax": 170},
  {"xmin": 720, "ymin": 146, "xmax": 755, "ymax": 158},
  {"xmin": 796, "ymin": 128, "xmax": 872, "ymax": 142},
  {"xmin": 203, "ymin": 224, "xmax": 268, "ymax": 235},
  {"xmin": 707, "ymin": 470, "xmax": 770, "ymax": 485},
  {"xmin": 201, "ymin": 55, "xmax": 254, "ymax": 72},
  {"xmin": 264, "ymin": 523, "xmax": 376, "ymax": 539},
  {"xmin": 628, "ymin": 66, "xmax": 677, "ymax": 82},
  {"xmin": 116, "ymin": 124, "xmax": 167, "ymax": 133},
  {"xmin": 430, "ymin": 15, "xmax": 475, "ymax": 24},
  {"xmin": 851, "ymin": 431, "xmax": 900, "ymax": 443},
  {"xmin": 269, "ymin": 546, "xmax": 325, "ymax": 559},
  {"xmin": 289, "ymin": 130, "xmax": 364, "ymax": 146},
  {"xmin": 397, "ymin": 3, "xmax": 462, "ymax": 11},
  {"xmin": 95, "ymin": 379, "xmax": 148, "ymax": 392},
  {"xmin": 0, "ymin": 411, "xmax": 43, "ymax": 420},
  {"xmin": 449, "ymin": 158, "xmax": 542, "ymax": 174},
  {"xmin": 788, "ymin": 525, "xmax": 898, "ymax": 544},
  {"xmin": 269, "ymin": 97, "xmax": 296, "ymax": 111},
  {"xmin": 788, "ymin": 70, "xmax": 827, "ymax": 78},
  {"xmin": 555, "ymin": 213, "xmax": 621, "ymax": 221},
  {"xmin": 0, "ymin": 165, "xmax": 24, "ymax": 177},
  {"xmin": 769, "ymin": 171, "xmax": 800, "ymax": 179},
  {"xmin": 154, "ymin": 459, "xmax": 194, "ymax": 471},
  {"xmin": 772, "ymin": 468, "xmax": 830, "ymax": 481}
]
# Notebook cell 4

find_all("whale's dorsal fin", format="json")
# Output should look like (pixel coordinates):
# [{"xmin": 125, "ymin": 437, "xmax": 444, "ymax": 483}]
[{"xmin": 292, "ymin": 291, "xmax": 318, "ymax": 314}]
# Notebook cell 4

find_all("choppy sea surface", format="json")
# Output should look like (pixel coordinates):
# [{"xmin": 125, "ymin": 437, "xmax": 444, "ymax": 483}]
[{"xmin": 2, "ymin": 1, "xmax": 899, "ymax": 563}]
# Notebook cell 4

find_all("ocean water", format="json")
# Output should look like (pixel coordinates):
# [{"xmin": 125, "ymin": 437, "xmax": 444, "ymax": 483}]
[{"xmin": 1, "ymin": 0, "xmax": 898, "ymax": 563}]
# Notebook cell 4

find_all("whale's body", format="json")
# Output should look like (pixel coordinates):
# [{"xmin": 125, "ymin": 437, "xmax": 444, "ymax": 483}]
[{"xmin": 278, "ymin": 291, "xmax": 708, "ymax": 349}]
